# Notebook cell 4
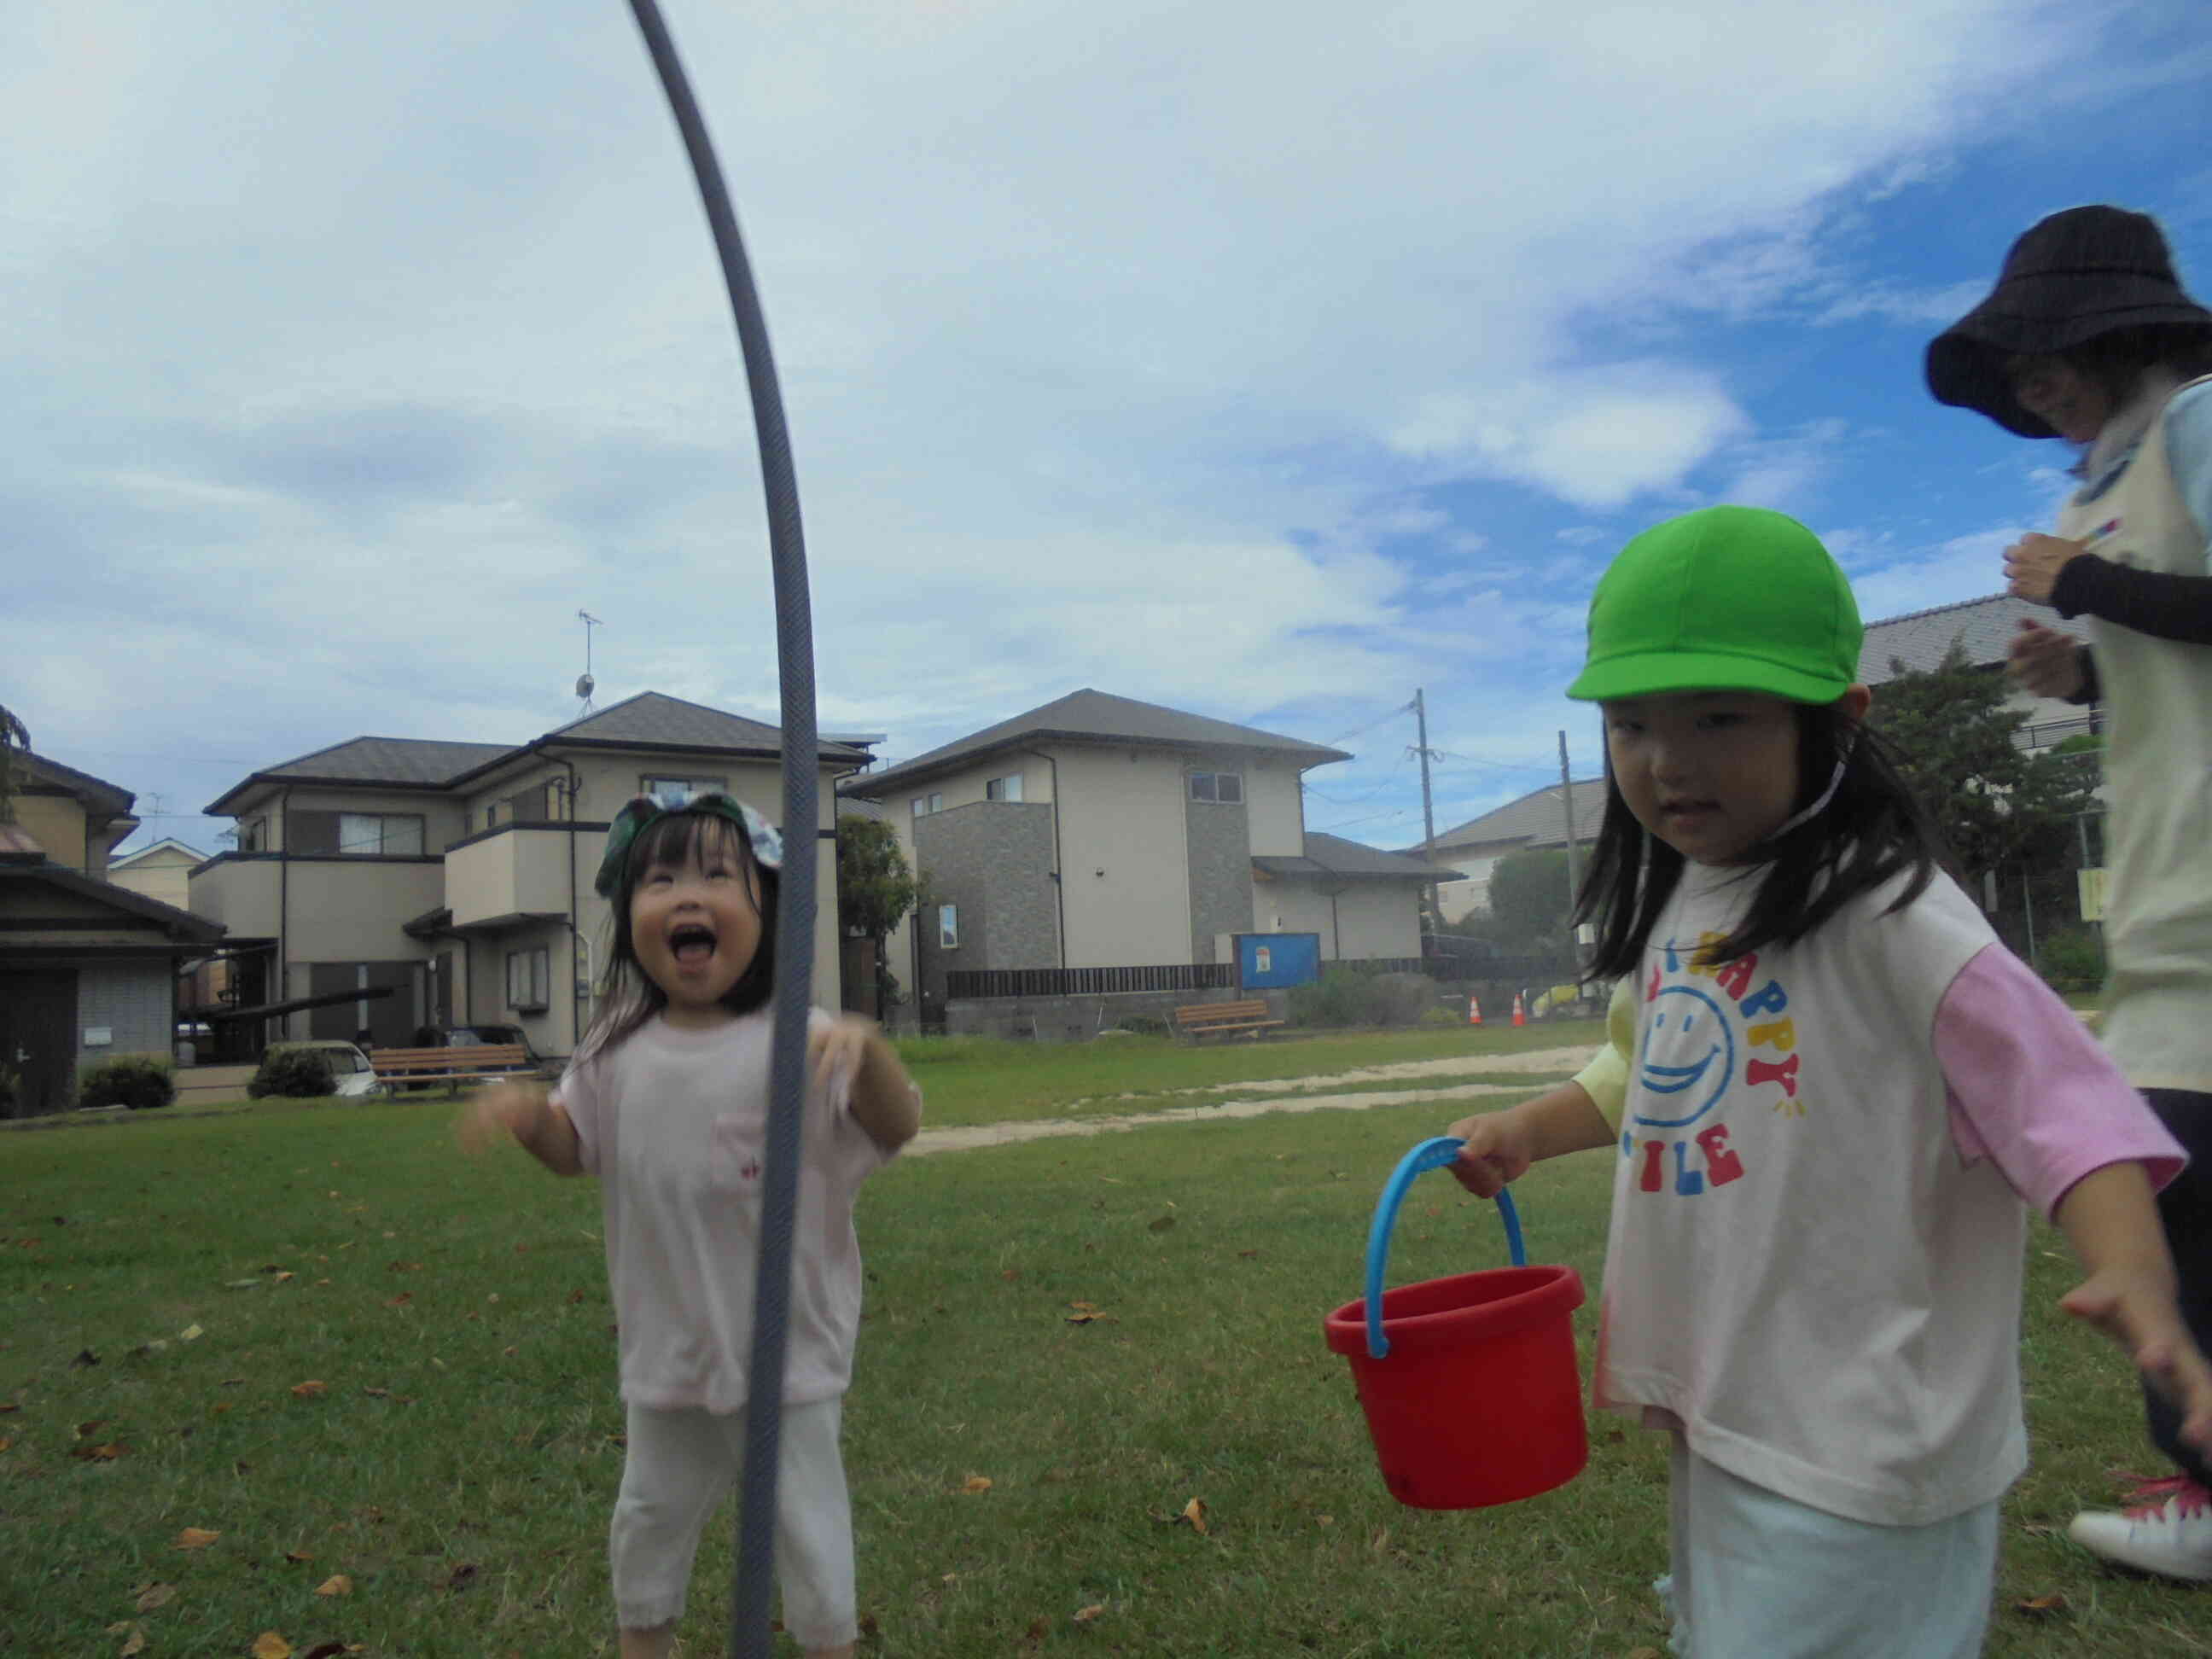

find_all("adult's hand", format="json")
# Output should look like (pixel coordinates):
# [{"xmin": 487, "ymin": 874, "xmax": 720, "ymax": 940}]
[
  {"xmin": 2007, "ymin": 618, "xmax": 2086, "ymax": 699},
  {"xmin": 2003, "ymin": 532, "xmax": 2086, "ymax": 604}
]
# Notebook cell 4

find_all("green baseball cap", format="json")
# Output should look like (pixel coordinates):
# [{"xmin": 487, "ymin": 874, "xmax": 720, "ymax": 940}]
[{"xmin": 1566, "ymin": 506, "xmax": 1863, "ymax": 704}]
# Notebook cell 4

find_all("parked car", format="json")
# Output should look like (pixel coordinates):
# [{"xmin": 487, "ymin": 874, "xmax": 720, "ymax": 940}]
[{"xmin": 266, "ymin": 1039, "xmax": 387, "ymax": 1098}]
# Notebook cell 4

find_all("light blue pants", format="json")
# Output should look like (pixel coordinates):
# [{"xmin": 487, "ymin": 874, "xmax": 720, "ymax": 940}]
[{"xmin": 1663, "ymin": 1434, "xmax": 1998, "ymax": 1658}]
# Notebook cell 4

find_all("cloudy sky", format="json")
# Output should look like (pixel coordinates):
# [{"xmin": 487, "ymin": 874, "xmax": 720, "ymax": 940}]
[{"xmin": 9, "ymin": 0, "xmax": 2210, "ymax": 860}]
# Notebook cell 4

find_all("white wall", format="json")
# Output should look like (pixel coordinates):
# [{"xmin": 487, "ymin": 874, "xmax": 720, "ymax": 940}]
[
  {"xmin": 1243, "ymin": 756, "xmax": 1307, "ymax": 857},
  {"xmin": 1049, "ymin": 746, "xmax": 1192, "ymax": 967}
]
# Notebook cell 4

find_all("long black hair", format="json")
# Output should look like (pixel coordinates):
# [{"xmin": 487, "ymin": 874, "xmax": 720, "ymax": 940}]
[
  {"xmin": 1578, "ymin": 700, "xmax": 1949, "ymax": 981},
  {"xmin": 576, "ymin": 809, "xmax": 779, "ymax": 1062}
]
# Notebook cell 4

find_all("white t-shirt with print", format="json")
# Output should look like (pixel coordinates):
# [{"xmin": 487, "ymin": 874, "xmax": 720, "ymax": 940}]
[
  {"xmin": 557, "ymin": 1008, "xmax": 897, "ymax": 1414},
  {"xmin": 1593, "ymin": 864, "xmax": 2028, "ymax": 1527}
]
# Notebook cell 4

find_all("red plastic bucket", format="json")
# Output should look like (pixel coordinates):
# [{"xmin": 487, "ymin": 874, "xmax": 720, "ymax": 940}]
[
  {"xmin": 1323, "ymin": 1137, "xmax": 1587, "ymax": 1509},
  {"xmin": 1324, "ymin": 1263, "xmax": 1586, "ymax": 1508}
]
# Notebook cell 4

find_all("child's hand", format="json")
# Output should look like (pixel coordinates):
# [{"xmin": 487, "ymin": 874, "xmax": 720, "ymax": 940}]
[
  {"xmin": 808, "ymin": 1014, "xmax": 880, "ymax": 1097},
  {"xmin": 1446, "ymin": 1107, "xmax": 1535, "ymax": 1199},
  {"xmin": 2061, "ymin": 1267, "xmax": 2212, "ymax": 1452},
  {"xmin": 459, "ymin": 1080, "xmax": 550, "ymax": 1155}
]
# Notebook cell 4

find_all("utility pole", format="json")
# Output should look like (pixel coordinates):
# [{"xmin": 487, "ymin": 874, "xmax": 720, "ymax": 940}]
[
  {"xmin": 1557, "ymin": 730, "xmax": 1580, "ymax": 961},
  {"xmin": 1413, "ymin": 689, "xmax": 1441, "ymax": 935}
]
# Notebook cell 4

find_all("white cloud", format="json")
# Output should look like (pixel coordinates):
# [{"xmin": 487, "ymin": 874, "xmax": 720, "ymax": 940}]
[{"xmin": 0, "ymin": 0, "xmax": 2159, "ymax": 857}]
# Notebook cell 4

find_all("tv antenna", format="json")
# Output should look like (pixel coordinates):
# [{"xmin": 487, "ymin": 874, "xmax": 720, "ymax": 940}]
[{"xmin": 575, "ymin": 609, "xmax": 603, "ymax": 713}]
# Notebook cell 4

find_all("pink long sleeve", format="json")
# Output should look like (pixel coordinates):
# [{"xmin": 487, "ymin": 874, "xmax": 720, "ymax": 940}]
[{"xmin": 1938, "ymin": 945, "xmax": 2183, "ymax": 1216}]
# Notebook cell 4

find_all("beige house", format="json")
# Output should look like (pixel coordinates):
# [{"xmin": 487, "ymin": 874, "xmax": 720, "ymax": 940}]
[
  {"xmin": 108, "ymin": 838, "xmax": 211, "ymax": 913},
  {"xmin": 839, "ymin": 690, "xmax": 1458, "ymax": 1023},
  {"xmin": 1416, "ymin": 778, "xmax": 1607, "ymax": 926},
  {"xmin": 1, "ymin": 753, "xmax": 224, "ymax": 1116},
  {"xmin": 190, "ymin": 694, "xmax": 870, "ymax": 1058}
]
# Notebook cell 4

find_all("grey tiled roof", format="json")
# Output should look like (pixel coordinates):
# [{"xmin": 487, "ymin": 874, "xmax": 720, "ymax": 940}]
[
  {"xmin": 207, "ymin": 692, "xmax": 866, "ymax": 813},
  {"xmin": 21, "ymin": 750, "xmax": 135, "ymax": 813},
  {"xmin": 539, "ymin": 691, "xmax": 871, "ymax": 763},
  {"xmin": 1419, "ymin": 777, "xmax": 1608, "ymax": 853},
  {"xmin": 255, "ymin": 736, "xmax": 515, "ymax": 789},
  {"xmin": 1860, "ymin": 594, "xmax": 2089, "ymax": 683},
  {"xmin": 842, "ymin": 689, "xmax": 1352, "ymax": 795},
  {"xmin": 1253, "ymin": 832, "xmax": 1463, "ymax": 882}
]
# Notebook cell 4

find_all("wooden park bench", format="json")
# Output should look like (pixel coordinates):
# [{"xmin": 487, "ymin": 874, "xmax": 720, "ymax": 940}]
[
  {"xmin": 370, "ymin": 1044, "xmax": 536, "ymax": 1092},
  {"xmin": 1171, "ymin": 998, "xmax": 1284, "ymax": 1042}
]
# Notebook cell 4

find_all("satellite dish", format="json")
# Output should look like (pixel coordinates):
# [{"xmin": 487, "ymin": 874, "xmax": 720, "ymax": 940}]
[{"xmin": 575, "ymin": 673, "xmax": 596, "ymax": 700}]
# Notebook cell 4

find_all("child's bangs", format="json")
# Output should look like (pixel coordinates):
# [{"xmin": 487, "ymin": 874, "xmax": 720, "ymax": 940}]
[{"xmin": 628, "ymin": 808, "xmax": 754, "ymax": 878}]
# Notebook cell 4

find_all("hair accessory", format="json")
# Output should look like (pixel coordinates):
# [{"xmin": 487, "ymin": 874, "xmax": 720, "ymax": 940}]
[
  {"xmin": 593, "ymin": 791, "xmax": 784, "ymax": 897},
  {"xmin": 1568, "ymin": 507, "xmax": 1862, "ymax": 705},
  {"xmin": 1927, "ymin": 205, "xmax": 2211, "ymax": 437}
]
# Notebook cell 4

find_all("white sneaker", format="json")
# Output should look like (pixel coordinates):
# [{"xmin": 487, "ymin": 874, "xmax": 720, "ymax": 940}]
[{"xmin": 2068, "ymin": 1478, "xmax": 2212, "ymax": 1581}]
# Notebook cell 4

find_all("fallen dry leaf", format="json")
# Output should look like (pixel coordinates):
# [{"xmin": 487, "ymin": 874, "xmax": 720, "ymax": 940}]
[
  {"xmin": 1073, "ymin": 1604, "xmax": 1105, "ymax": 1623},
  {"xmin": 1064, "ymin": 1311, "xmax": 1101, "ymax": 1325},
  {"xmin": 362, "ymin": 1387, "xmax": 389, "ymax": 1398},
  {"xmin": 1180, "ymin": 1497, "xmax": 1209, "ymax": 1535},
  {"xmin": 134, "ymin": 1583, "xmax": 176, "ymax": 1612},
  {"xmin": 252, "ymin": 1633, "xmax": 293, "ymax": 1659},
  {"xmin": 961, "ymin": 1476, "xmax": 994, "ymax": 1494},
  {"xmin": 285, "ymin": 1549, "xmax": 313, "ymax": 1563},
  {"xmin": 2016, "ymin": 1592, "xmax": 2068, "ymax": 1615},
  {"xmin": 385, "ymin": 1293, "xmax": 412, "ymax": 1308},
  {"xmin": 315, "ymin": 1573, "xmax": 352, "ymax": 1597},
  {"xmin": 0, "ymin": 1438, "xmax": 11, "ymax": 1453},
  {"xmin": 176, "ymin": 1527, "xmax": 220, "ymax": 1550},
  {"xmin": 121, "ymin": 1624, "xmax": 148, "ymax": 1655},
  {"xmin": 290, "ymin": 1380, "xmax": 329, "ymax": 1399},
  {"xmin": 0, "ymin": 1402, "xmax": 18, "ymax": 1413},
  {"xmin": 72, "ymin": 1440, "xmax": 128, "ymax": 1462}
]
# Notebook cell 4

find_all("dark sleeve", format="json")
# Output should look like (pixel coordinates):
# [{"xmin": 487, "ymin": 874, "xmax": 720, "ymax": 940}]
[
  {"xmin": 2048, "ymin": 553, "xmax": 2212, "ymax": 646},
  {"xmin": 2066, "ymin": 645, "xmax": 2101, "ymax": 706}
]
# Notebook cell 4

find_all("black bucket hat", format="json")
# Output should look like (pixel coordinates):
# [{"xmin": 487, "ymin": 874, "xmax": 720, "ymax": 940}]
[{"xmin": 1925, "ymin": 205, "xmax": 2212, "ymax": 437}]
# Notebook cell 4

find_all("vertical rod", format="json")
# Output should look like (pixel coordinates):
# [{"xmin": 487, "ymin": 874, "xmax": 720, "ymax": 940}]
[
  {"xmin": 1414, "ymin": 690, "xmax": 1439, "ymax": 934},
  {"xmin": 1557, "ymin": 730, "xmax": 1580, "ymax": 964}
]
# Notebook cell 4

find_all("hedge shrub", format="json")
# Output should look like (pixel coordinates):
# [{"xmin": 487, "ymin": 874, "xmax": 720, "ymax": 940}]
[
  {"xmin": 77, "ymin": 1056, "xmax": 178, "ymax": 1111},
  {"xmin": 247, "ymin": 1049, "xmax": 336, "ymax": 1099}
]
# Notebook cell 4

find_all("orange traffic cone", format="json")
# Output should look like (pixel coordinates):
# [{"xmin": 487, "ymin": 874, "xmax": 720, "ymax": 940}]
[
  {"xmin": 1511, "ymin": 991, "xmax": 1527, "ymax": 1027},
  {"xmin": 1467, "ymin": 994, "xmax": 1482, "ymax": 1027}
]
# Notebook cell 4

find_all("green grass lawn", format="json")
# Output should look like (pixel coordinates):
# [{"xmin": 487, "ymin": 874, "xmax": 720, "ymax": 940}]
[{"xmin": 3, "ymin": 1057, "xmax": 2203, "ymax": 1655}]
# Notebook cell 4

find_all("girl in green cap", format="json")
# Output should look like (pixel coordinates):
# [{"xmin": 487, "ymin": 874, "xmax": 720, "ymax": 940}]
[
  {"xmin": 1446, "ymin": 506, "xmax": 2208, "ymax": 1657},
  {"xmin": 463, "ymin": 794, "xmax": 923, "ymax": 1659},
  {"xmin": 1930, "ymin": 203, "xmax": 2212, "ymax": 1581}
]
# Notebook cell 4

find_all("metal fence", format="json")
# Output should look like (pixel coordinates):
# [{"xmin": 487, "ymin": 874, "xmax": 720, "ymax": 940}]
[{"xmin": 946, "ymin": 963, "xmax": 1236, "ymax": 999}]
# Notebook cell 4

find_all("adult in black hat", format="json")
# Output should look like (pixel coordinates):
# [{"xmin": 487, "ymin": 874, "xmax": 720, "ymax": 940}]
[{"xmin": 1930, "ymin": 204, "xmax": 2212, "ymax": 1581}]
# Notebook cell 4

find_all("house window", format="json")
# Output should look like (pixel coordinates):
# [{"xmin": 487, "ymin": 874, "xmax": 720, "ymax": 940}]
[
  {"xmin": 911, "ymin": 792, "xmax": 944, "ymax": 818},
  {"xmin": 985, "ymin": 773, "xmax": 1024, "ymax": 802},
  {"xmin": 1189, "ymin": 771, "xmax": 1243, "ymax": 804},
  {"xmin": 237, "ymin": 818, "xmax": 268, "ymax": 853},
  {"xmin": 288, "ymin": 811, "xmax": 426, "ymax": 856},
  {"xmin": 938, "ymin": 904, "xmax": 959, "ymax": 949},
  {"xmin": 506, "ymin": 947, "xmax": 550, "ymax": 1011},
  {"xmin": 504, "ymin": 780, "xmax": 552, "ymax": 822},
  {"xmin": 643, "ymin": 775, "xmax": 727, "ymax": 806}
]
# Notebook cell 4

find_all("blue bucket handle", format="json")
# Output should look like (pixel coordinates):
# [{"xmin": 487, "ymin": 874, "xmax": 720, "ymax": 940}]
[{"xmin": 1364, "ymin": 1136, "xmax": 1524, "ymax": 1359}]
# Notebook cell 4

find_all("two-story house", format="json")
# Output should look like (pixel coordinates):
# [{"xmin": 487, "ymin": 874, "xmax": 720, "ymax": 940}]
[
  {"xmin": 838, "ymin": 690, "xmax": 1458, "ymax": 1023},
  {"xmin": 189, "ymin": 693, "xmax": 870, "ymax": 1059},
  {"xmin": 1, "ymin": 752, "xmax": 224, "ymax": 1115}
]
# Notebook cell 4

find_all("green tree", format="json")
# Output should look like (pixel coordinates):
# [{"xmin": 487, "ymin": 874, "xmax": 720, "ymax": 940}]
[
  {"xmin": 1868, "ymin": 641, "xmax": 2096, "ymax": 906},
  {"xmin": 1484, "ymin": 846, "xmax": 1575, "ymax": 952},
  {"xmin": 0, "ymin": 703, "xmax": 27, "ymax": 825},
  {"xmin": 835, "ymin": 813, "xmax": 923, "ymax": 1016}
]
